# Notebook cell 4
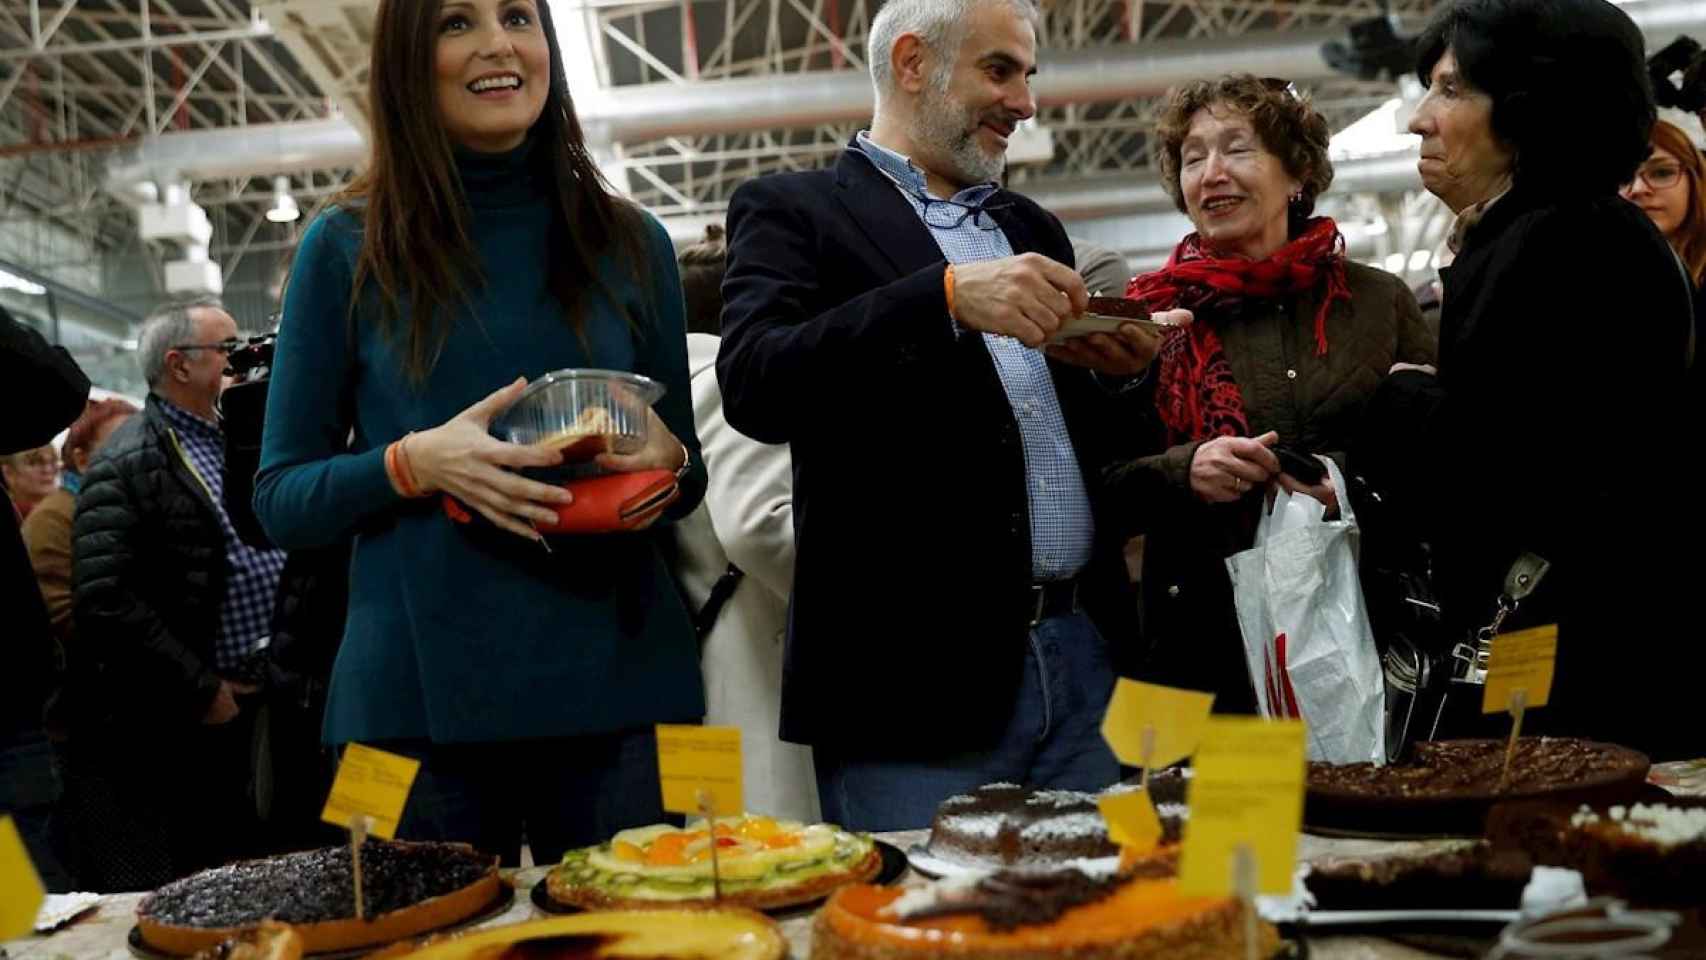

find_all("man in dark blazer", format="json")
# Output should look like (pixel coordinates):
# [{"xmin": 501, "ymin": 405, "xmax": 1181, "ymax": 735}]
[{"xmin": 718, "ymin": 0, "xmax": 1191, "ymax": 830}]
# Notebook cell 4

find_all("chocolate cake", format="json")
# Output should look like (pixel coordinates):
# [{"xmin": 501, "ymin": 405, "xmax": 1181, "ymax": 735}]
[
  {"xmin": 1303, "ymin": 842, "xmax": 1535, "ymax": 911},
  {"xmin": 1085, "ymin": 296, "xmax": 1151, "ymax": 319},
  {"xmin": 1486, "ymin": 799, "xmax": 1706, "ymax": 907},
  {"xmin": 927, "ymin": 784, "xmax": 1118, "ymax": 869},
  {"xmin": 1306, "ymin": 738, "xmax": 1649, "ymax": 836}
]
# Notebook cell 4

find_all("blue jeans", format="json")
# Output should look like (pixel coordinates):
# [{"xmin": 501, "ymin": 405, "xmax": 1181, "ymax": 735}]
[
  {"xmin": 814, "ymin": 611, "xmax": 1120, "ymax": 831},
  {"xmin": 0, "ymin": 732, "xmax": 73, "ymax": 891},
  {"xmin": 382, "ymin": 728, "xmax": 667, "ymax": 867}
]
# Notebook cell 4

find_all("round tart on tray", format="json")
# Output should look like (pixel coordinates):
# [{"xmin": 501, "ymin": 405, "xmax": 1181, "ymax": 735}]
[
  {"xmin": 546, "ymin": 814, "xmax": 883, "ymax": 911},
  {"xmin": 373, "ymin": 912, "xmax": 785, "ymax": 960},
  {"xmin": 813, "ymin": 855, "xmax": 1281, "ymax": 960},
  {"xmin": 136, "ymin": 840, "xmax": 499, "ymax": 956},
  {"xmin": 1305, "ymin": 737, "xmax": 1650, "ymax": 836}
]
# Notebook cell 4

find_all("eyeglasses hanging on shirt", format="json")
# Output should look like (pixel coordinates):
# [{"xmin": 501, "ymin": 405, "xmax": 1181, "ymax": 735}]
[
  {"xmin": 915, "ymin": 190, "xmax": 1014, "ymax": 231},
  {"xmin": 870, "ymin": 160, "xmax": 1013, "ymax": 231}
]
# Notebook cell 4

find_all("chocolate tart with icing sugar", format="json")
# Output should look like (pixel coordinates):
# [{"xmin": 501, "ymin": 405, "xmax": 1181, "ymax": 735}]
[
  {"xmin": 374, "ymin": 912, "xmax": 785, "ymax": 960},
  {"xmin": 136, "ymin": 840, "xmax": 499, "ymax": 956},
  {"xmin": 813, "ymin": 857, "xmax": 1281, "ymax": 960},
  {"xmin": 924, "ymin": 781, "xmax": 1187, "ymax": 873}
]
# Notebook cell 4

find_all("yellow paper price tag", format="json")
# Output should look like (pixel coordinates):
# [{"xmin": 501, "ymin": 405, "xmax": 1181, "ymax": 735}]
[
  {"xmin": 1098, "ymin": 789, "xmax": 1163, "ymax": 853},
  {"xmin": 1178, "ymin": 718, "xmax": 1306, "ymax": 897},
  {"xmin": 0, "ymin": 816, "xmax": 46, "ymax": 939},
  {"xmin": 321, "ymin": 743, "xmax": 422, "ymax": 839},
  {"xmin": 1482, "ymin": 625, "xmax": 1558, "ymax": 714},
  {"xmin": 656, "ymin": 724, "xmax": 743, "ymax": 817},
  {"xmin": 1101, "ymin": 679, "xmax": 1216, "ymax": 770}
]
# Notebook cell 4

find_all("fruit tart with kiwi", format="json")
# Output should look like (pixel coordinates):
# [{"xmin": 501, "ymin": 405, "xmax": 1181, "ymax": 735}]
[{"xmin": 546, "ymin": 814, "xmax": 883, "ymax": 911}]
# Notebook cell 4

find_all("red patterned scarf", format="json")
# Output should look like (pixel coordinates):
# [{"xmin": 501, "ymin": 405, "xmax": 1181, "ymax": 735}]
[{"xmin": 1125, "ymin": 217, "xmax": 1351, "ymax": 444}]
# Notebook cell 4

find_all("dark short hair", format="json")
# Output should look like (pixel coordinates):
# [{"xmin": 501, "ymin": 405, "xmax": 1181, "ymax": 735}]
[
  {"xmin": 1416, "ymin": 0, "xmax": 1653, "ymax": 201},
  {"xmin": 1155, "ymin": 75, "xmax": 1334, "ymax": 228},
  {"xmin": 678, "ymin": 224, "xmax": 727, "ymax": 337}
]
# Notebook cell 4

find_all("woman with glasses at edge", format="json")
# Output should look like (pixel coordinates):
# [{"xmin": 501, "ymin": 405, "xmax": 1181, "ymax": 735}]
[
  {"xmin": 1621, "ymin": 119, "xmax": 1705, "ymax": 380},
  {"xmin": 254, "ymin": 0, "xmax": 706, "ymax": 863},
  {"xmin": 3, "ymin": 445, "xmax": 60, "ymax": 520},
  {"xmin": 1099, "ymin": 74, "xmax": 1436, "ymax": 716}
]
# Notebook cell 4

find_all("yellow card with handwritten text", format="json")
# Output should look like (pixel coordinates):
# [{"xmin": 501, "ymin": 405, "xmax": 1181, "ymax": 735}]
[
  {"xmin": 1098, "ymin": 789, "xmax": 1164, "ymax": 853},
  {"xmin": 1101, "ymin": 679, "xmax": 1217, "ymax": 769},
  {"xmin": 0, "ymin": 816, "xmax": 45, "ymax": 939},
  {"xmin": 1178, "ymin": 718, "xmax": 1306, "ymax": 896},
  {"xmin": 657, "ymin": 724, "xmax": 743, "ymax": 817},
  {"xmin": 1482, "ymin": 625, "xmax": 1558, "ymax": 714},
  {"xmin": 321, "ymin": 743, "xmax": 422, "ymax": 839}
]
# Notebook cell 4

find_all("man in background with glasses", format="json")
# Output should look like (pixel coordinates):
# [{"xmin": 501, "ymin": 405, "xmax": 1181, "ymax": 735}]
[
  {"xmin": 719, "ymin": 0, "xmax": 1192, "ymax": 830},
  {"xmin": 67, "ymin": 297, "xmax": 284, "ymax": 884}
]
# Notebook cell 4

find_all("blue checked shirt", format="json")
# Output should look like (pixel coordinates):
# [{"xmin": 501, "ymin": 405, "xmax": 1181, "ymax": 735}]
[
  {"xmin": 855, "ymin": 133, "xmax": 1093, "ymax": 580},
  {"xmin": 158, "ymin": 397, "xmax": 288, "ymax": 671}
]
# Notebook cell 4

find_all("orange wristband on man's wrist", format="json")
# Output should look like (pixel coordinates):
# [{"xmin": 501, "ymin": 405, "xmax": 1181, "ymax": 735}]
[{"xmin": 944, "ymin": 264, "xmax": 958, "ymax": 321}]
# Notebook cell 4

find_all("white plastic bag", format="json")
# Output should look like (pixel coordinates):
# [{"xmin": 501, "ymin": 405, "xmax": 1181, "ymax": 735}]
[{"xmin": 1225, "ymin": 457, "xmax": 1386, "ymax": 764}]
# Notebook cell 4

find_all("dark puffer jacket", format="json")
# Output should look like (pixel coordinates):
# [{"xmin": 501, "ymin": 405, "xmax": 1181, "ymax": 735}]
[{"xmin": 71, "ymin": 395, "xmax": 226, "ymax": 729}]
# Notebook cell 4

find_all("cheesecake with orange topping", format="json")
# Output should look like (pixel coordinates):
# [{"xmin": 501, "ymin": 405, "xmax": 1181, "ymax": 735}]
[
  {"xmin": 812, "ymin": 865, "xmax": 1280, "ymax": 960},
  {"xmin": 547, "ymin": 814, "xmax": 882, "ymax": 911}
]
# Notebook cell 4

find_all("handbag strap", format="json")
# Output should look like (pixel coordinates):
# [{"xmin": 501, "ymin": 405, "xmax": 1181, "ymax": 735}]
[{"xmin": 694, "ymin": 563, "xmax": 746, "ymax": 641}]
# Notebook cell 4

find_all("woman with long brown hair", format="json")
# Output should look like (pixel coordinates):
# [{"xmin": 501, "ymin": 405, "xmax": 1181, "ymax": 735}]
[{"xmin": 255, "ymin": 0, "xmax": 706, "ymax": 862}]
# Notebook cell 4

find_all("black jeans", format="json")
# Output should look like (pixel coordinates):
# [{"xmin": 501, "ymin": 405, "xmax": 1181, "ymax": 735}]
[
  {"xmin": 0, "ymin": 731, "xmax": 73, "ymax": 891},
  {"xmin": 381, "ymin": 728, "xmax": 668, "ymax": 867}
]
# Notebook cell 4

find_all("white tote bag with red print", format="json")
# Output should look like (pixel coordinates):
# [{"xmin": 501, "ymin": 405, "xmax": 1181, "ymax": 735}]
[{"xmin": 1225, "ymin": 457, "xmax": 1386, "ymax": 764}]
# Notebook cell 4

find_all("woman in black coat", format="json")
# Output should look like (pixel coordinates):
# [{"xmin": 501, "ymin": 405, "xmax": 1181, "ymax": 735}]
[{"xmin": 1365, "ymin": 0, "xmax": 1698, "ymax": 760}]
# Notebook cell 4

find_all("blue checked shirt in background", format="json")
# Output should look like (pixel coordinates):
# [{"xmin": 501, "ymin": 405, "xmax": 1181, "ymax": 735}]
[
  {"xmin": 855, "ymin": 132, "xmax": 1092, "ymax": 580},
  {"xmin": 158, "ymin": 397, "xmax": 287, "ymax": 671}
]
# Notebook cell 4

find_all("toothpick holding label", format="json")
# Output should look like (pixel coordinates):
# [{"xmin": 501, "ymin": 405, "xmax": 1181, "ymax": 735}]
[
  {"xmin": 1179, "ymin": 717, "xmax": 1306, "ymax": 898},
  {"xmin": 1234, "ymin": 844, "xmax": 1259, "ymax": 960},
  {"xmin": 350, "ymin": 813, "xmax": 370, "ymax": 922},
  {"xmin": 696, "ymin": 789, "xmax": 723, "ymax": 903},
  {"xmin": 1497, "ymin": 689, "xmax": 1529, "ymax": 793},
  {"xmin": 321, "ymin": 743, "xmax": 421, "ymax": 840},
  {"xmin": 1101, "ymin": 679, "xmax": 1216, "ymax": 776},
  {"xmin": 656, "ymin": 724, "xmax": 743, "ymax": 817}
]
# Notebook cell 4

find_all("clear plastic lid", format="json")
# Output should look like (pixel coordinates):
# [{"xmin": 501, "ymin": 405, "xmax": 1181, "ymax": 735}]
[{"xmin": 492, "ymin": 369, "xmax": 666, "ymax": 464}]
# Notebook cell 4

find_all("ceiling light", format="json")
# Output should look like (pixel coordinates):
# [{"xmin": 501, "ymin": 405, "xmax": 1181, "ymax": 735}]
[
  {"xmin": 0, "ymin": 268, "xmax": 46, "ymax": 296},
  {"xmin": 267, "ymin": 175, "xmax": 300, "ymax": 224},
  {"xmin": 1407, "ymin": 250, "xmax": 1431, "ymax": 272},
  {"xmin": 1384, "ymin": 252, "xmax": 1406, "ymax": 273}
]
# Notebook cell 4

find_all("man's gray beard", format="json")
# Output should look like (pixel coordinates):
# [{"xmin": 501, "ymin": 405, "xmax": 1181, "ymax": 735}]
[{"xmin": 913, "ymin": 92, "xmax": 1006, "ymax": 186}]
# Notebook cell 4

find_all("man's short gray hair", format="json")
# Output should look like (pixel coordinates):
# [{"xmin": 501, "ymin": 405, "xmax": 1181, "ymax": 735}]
[
  {"xmin": 137, "ymin": 296, "xmax": 226, "ymax": 388},
  {"xmin": 868, "ymin": 0, "xmax": 1039, "ymax": 101}
]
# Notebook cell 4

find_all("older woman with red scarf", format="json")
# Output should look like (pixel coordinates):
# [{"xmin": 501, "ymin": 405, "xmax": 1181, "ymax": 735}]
[{"xmin": 1104, "ymin": 75, "xmax": 1436, "ymax": 713}]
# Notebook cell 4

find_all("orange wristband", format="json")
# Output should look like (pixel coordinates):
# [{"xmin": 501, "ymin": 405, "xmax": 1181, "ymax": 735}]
[
  {"xmin": 944, "ymin": 264, "xmax": 957, "ymax": 321},
  {"xmin": 394, "ymin": 433, "xmax": 423, "ymax": 497},
  {"xmin": 385, "ymin": 438, "xmax": 423, "ymax": 499}
]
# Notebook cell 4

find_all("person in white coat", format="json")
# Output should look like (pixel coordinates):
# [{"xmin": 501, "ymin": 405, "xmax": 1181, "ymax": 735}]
[{"xmin": 671, "ymin": 226, "xmax": 820, "ymax": 822}]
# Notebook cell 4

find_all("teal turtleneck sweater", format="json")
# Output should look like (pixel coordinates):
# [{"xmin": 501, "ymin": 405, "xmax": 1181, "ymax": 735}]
[{"xmin": 255, "ymin": 138, "xmax": 707, "ymax": 745}]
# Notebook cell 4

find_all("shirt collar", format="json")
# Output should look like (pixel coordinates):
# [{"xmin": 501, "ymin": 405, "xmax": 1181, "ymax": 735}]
[
  {"xmin": 853, "ymin": 131, "xmax": 999, "ymax": 203},
  {"xmin": 155, "ymin": 394, "xmax": 221, "ymax": 438}
]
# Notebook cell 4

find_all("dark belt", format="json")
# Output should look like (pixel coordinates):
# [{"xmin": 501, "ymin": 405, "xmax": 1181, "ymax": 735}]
[{"xmin": 1028, "ymin": 579, "xmax": 1081, "ymax": 626}]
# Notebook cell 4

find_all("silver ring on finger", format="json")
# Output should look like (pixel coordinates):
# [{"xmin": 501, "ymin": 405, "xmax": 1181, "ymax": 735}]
[{"xmin": 1233, "ymin": 477, "xmax": 1245, "ymax": 493}]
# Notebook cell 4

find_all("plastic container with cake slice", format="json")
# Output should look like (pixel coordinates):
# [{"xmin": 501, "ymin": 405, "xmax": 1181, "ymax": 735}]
[
  {"xmin": 439, "ymin": 369, "xmax": 680, "ymax": 539},
  {"xmin": 491, "ymin": 369, "xmax": 664, "ymax": 481}
]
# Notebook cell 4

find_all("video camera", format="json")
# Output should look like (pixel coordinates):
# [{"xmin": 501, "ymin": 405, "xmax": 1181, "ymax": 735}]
[
  {"xmin": 219, "ymin": 332, "xmax": 278, "ymax": 548},
  {"xmin": 1650, "ymin": 37, "xmax": 1706, "ymax": 115}
]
